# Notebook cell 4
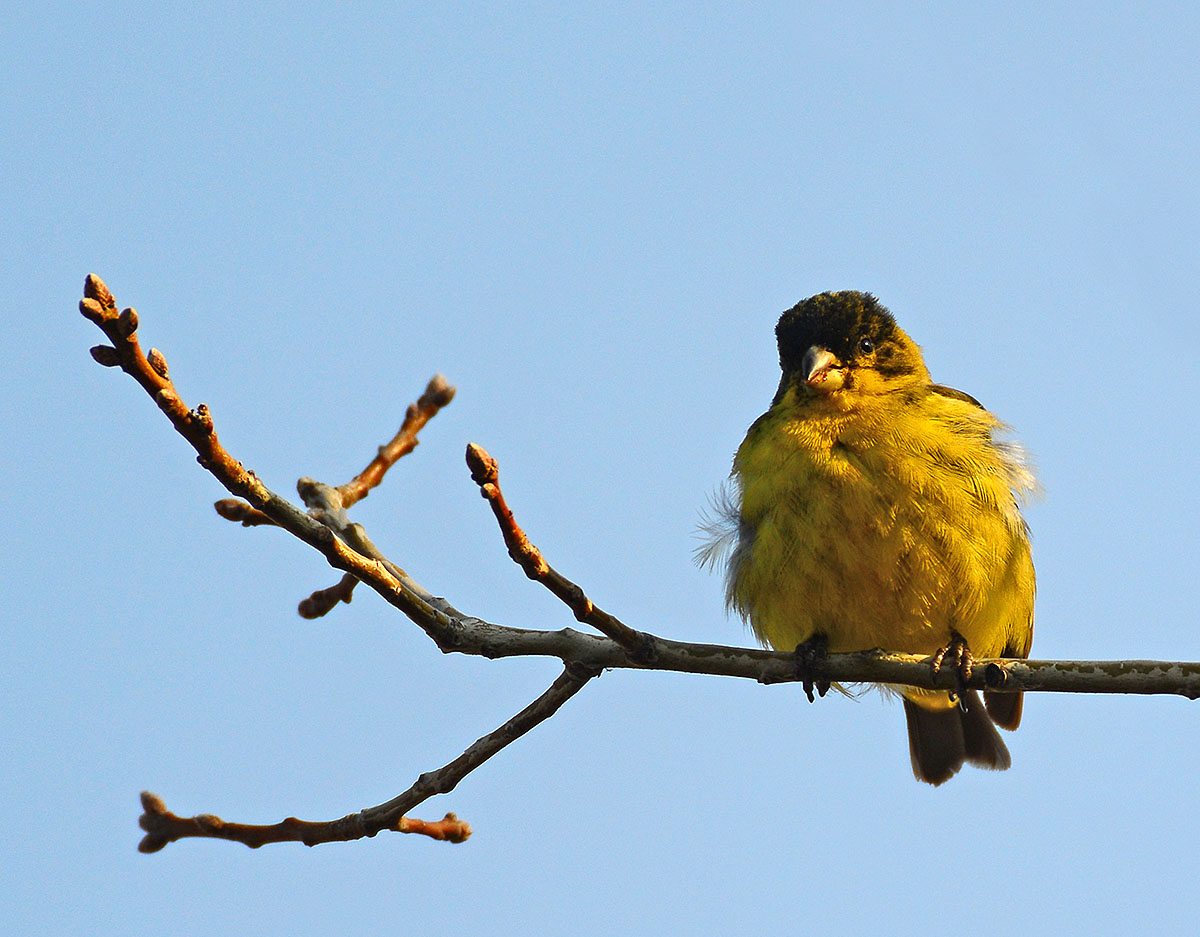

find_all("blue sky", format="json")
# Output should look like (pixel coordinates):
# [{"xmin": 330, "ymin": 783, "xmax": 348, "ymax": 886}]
[{"xmin": 4, "ymin": 2, "xmax": 1199, "ymax": 934}]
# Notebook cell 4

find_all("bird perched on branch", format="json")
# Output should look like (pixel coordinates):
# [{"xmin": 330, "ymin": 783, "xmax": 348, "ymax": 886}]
[{"xmin": 702, "ymin": 291, "xmax": 1036, "ymax": 784}]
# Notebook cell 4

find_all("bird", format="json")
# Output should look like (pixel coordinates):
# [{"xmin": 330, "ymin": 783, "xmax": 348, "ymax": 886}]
[{"xmin": 701, "ymin": 291, "xmax": 1036, "ymax": 785}]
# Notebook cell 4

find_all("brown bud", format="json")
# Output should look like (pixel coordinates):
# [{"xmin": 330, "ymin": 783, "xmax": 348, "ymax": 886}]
[
  {"xmin": 191, "ymin": 403, "xmax": 214, "ymax": 434},
  {"xmin": 194, "ymin": 814, "xmax": 222, "ymax": 832},
  {"xmin": 147, "ymin": 348, "xmax": 169, "ymax": 378},
  {"xmin": 214, "ymin": 499, "xmax": 246, "ymax": 521},
  {"xmin": 465, "ymin": 443, "xmax": 498, "ymax": 485},
  {"xmin": 155, "ymin": 386, "xmax": 180, "ymax": 412},
  {"xmin": 423, "ymin": 373, "xmax": 457, "ymax": 407},
  {"xmin": 79, "ymin": 297, "xmax": 105, "ymax": 323},
  {"xmin": 89, "ymin": 345, "xmax": 121, "ymax": 367},
  {"xmin": 136, "ymin": 834, "xmax": 169, "ymax": 855},
  {"xmin": 117, "ymin": 307, "xmax": 139, "ymax": 337},
  {"xmin": 83, "ymin": 274, "xmax": 115, "ymax": 310}
]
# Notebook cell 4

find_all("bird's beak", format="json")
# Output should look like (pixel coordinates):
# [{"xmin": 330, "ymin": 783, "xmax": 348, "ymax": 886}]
[{"xmin": 801, "ymin": 346, "xmax": 845, "ymax": 394}]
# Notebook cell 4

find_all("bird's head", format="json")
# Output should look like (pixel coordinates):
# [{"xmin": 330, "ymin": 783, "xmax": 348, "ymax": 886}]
[{"xmin": 773, "ymin": 291, "xmax": 929, "ymax": 406}]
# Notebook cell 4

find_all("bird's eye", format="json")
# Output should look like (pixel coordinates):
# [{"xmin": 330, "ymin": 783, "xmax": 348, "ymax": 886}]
[{"xmin": 858, "ymin": 337, "xmax": 874, "ymax": 354}]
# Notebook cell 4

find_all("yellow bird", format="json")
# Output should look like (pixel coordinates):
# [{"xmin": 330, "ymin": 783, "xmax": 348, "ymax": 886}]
[{"xmin": 704, "ymin": 291, "xmax": 1036, "ymax": 785}]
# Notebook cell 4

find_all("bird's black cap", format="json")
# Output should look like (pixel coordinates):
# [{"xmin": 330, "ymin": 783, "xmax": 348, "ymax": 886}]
[
  {"xmin": 776, "ymin": 292, "xmax": 896, "ymax": 367},
  {"xmin": 776, "ymin": 292, "xmax": 917, "ymax": 378}
]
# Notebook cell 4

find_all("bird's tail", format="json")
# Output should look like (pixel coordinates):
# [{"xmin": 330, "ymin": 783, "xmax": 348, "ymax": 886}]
[{"xmin": 902, "ymin": 690, "xmax": 1012, "ymax": 786}]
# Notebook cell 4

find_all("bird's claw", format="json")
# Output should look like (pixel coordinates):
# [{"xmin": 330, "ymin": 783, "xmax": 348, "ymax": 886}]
[
  {"xmin": 794, "ymin": 634, "xmax": 831, "ymax": 703},
  {"xmin": 930, "ymin": 631, "xmax": 974, "ymax": 709}
]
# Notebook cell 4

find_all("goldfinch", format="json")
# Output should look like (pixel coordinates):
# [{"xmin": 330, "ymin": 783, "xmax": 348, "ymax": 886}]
[{"xmin": 707, "ymin": 291, "xmax": 1035, "ymax": 785}]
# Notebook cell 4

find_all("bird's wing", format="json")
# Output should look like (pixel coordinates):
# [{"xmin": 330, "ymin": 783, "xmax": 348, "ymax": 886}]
[{"xmin": 928, "ymin": 383, "xmax": 984, "ymax": 410}]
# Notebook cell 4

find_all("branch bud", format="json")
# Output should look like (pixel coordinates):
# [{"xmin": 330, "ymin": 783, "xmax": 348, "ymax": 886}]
[
  {"xmin": 422, "ymin": 373, "xmax": 457, "ymax": 408},
  {"xmin": 465, "ymin": 443, "xmax": 498, "ymax": 486},
  {"xmin": 117, "ymin": 307, "xmax": 139, "ymax": 338},
  {"xmin": 79, "ymin": 297, "xmax": 106, "ymax": 323},
  {"xmin": 191, "ymin": 403, "xmax": 214, "ymax": 434},
  {"xmin": 83, "ymin": 273, "xmax": 115, "ymax": 311},
  {"xmin": 155, "ymin": 386, "xmax": 181, "ymax": 413},
  {"xmin": 147, "ymin": 348, "xmax": 169, "ymax": 378},
  {"xmin": 89, "ymin": 345, "xmax": 121, "ymax": 367}
]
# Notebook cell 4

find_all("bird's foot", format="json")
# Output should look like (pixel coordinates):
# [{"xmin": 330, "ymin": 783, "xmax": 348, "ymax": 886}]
[
  {"xmin": 930, "ymin": 630, "xmax": 974, "ymax": 709},
  {"xmin": 793, "ymin": 634, "xmax": 830, "ymax": 703}
]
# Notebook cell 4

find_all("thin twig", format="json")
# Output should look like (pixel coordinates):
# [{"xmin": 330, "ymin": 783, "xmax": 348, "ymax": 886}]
[
  {"xmin": 337, "ymin": 375, "xmax": 456, "ymax": 508},
  {"xmin": 211, "ymin": 374, "xmax": 453, "ymax": 527},
  {"xmin": 465, "ymin": 443, "xmax": 650, "ymax": 655},
  {"xmin": 298, "ymin": 573, "xmax": 359, "ymax": 619},
  {"xmin": 137, "ymin": 664, "xmax": 597, "ymax": 851},
  {"xmin": 211, "ymin": 376, "xmax": 454, "ymax": 614}
]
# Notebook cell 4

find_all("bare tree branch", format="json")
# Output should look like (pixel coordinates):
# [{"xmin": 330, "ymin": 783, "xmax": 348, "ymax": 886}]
[
  {"xmin": 137, "ymin": 663, "xmax": 597, "ymax": 851},
  {"xmin": 209, "ymin": 372, "xmax": 451, "ymax": 537},
  {"xmin": 211, "ymin": 374, "xmax": 455, "ymax": 616},
  {"xmin": 79, "ymin": 274, "xmax": 1200, "ymax": 852}
]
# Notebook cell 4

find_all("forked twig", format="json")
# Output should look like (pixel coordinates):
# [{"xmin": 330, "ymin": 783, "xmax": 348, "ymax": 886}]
[
  {"xmin": 138, "ymin": 663, "xmax": 597, "ymax": 851},
  {"xmin": 210, "ymin": 374, "xmax": 454, "ymax": 612}
]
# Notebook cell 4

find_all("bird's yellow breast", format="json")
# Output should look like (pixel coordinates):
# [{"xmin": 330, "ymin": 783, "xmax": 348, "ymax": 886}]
[{"xmin": 729, "ymin": 388, "xmax": 1034, "ymax": 660}]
